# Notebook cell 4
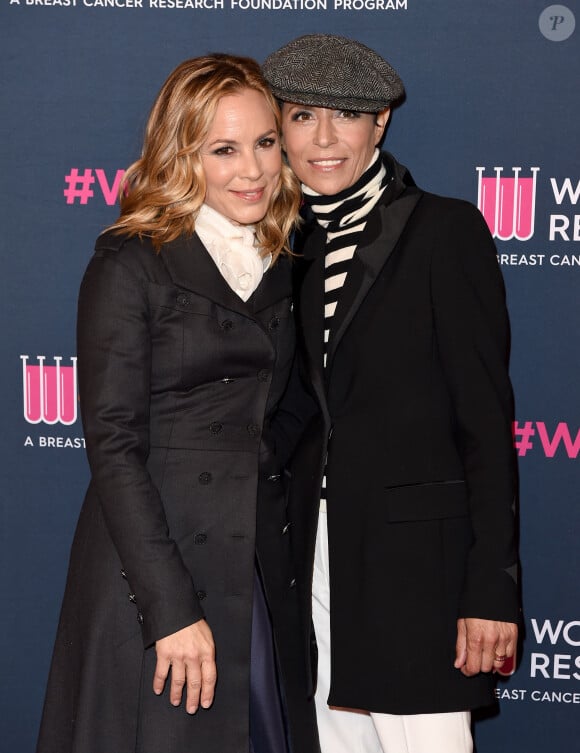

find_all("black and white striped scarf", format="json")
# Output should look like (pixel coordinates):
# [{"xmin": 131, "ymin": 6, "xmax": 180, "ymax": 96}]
[
  {"xmin": 302, "ymin": 149, "xmax": 391, "ymax": 368},
  {"xmin": 302, "ymin": 150, "xmax": 391, "ymax": 509}
]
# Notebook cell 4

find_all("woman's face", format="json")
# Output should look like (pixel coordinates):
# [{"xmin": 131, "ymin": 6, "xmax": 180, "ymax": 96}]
[
  {"xmin": 281, "ymin": 104, "xmax": 389, "ymax": 195},
  {"xmin": 200, "ymin": 89, "xmax": 281, "ymax": 225}
]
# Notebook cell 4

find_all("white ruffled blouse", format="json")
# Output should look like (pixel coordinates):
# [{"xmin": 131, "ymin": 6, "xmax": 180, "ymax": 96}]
[{"xmin": 195, "ymin": 204, "xmax": 272, "ymax": 302}]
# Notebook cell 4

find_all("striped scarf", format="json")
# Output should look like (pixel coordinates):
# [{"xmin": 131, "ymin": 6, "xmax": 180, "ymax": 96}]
[
  {"xmin": 302, "ymin": 150, "xmax": 391, "ymax": 509},
  {"xmin": 302, "ymin": 149, "xmax": 390, "ymax": 367}
]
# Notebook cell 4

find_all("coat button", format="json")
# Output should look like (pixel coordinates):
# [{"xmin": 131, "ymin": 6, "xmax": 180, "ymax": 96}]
[
  {"xmin": 221, "ymin": 377, "xmax": 235, "ymax": 384},
  {"xmin": 210, "ymin": 422, "xmax": 223, "ymax": 434},
  {"xmin": 221, "ymin": 319, "xmax": 233, "ymax": 330},
  {"xmin": 199, "ymin": 472, "xmax": 212, "ymax": 485},
  {"xmin": 128, "ymin": 593, "xmax": 137, "ymax": 603},
  {"xmin": 196, "ymin": 590, "xmax": 207, "ymax": 601},
  {"xmin": 247, "ymin": 424, "xmax": 260, "ymax": 438},
  {"xmin": 282, "ymin": 522, "xmax": 291, "ymax": 535},
  {"xmin": 267, "ymin": 473, "xmax": 281, "ymax": 482},
  {"xmin": 289, "ymin": 578, "xmax": 296, "ymax": 588},
  {"xmin": 268, "ymin": 316, "xmax": 280, "ymax": 330},
  {"xmin": 137, "ymin": 611, "xmax": 144, "ymax": 624},
  {"xmin": 257, "ymin": 369, "xmax": 270, "ymax": 382},
  {"xmin": 120, "ymin": 569, "xmax": 127, "ymax": 579},
  {"xmin": 177, "ymin": 293, "xmax": 190, "ymax": 306},
  {"xmin": 194, "ymin": 533, "xmax": 207, "ymax": 545}
]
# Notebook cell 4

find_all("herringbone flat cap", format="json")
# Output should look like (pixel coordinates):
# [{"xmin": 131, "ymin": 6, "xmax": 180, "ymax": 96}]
[{"xmin": 263, "ymin": 34, "xmax": 404, "ymax": 112}]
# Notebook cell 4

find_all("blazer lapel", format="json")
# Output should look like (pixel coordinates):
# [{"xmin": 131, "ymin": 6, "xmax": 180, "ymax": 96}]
[
  {"xmin": 161, "ymin": 233, "xmax": 290, "ymax": 318},
  {"xmin": 298, "ymin": 223, "xmax": 331, "ymax": 421},
  {"xmin": 162, "ymin": 233, "xmax": 252, "ymax": 317},
  {"xmin": 250, "ymin": 254, "xmax": 293, "ymax": 314},
  {"xmin": 325, "ymin": 188, "xmax": 423, "ymax": 375}
]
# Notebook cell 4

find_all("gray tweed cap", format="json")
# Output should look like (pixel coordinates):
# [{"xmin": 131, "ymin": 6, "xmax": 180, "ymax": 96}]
[{"xmin": 262, "ymin": 34, "xmax": 404, "ymax": 113}]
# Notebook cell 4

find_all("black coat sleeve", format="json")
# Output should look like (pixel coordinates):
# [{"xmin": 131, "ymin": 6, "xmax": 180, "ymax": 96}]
[
  {"xmin": 77, "ymin": 249, "xmax": 204, "ymax": 647},
  {"xmin": 430, "ymin": 201, "xmax": 520, "ymax": 624}
]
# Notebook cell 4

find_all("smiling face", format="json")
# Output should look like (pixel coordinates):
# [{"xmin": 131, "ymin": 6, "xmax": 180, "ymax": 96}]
[
  {"xmin": 281, "ymin": 103, "xmax": 389, "ymax": 195},
  {"xmin": 200, "ymin": 89, "xmax": 282, "ymax": 225}
]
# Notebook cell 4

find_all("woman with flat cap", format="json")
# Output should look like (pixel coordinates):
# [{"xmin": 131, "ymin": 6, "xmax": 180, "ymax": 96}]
[{"xmin": 263, "ymin": 34, "xmax": 520, "ymax": 753}]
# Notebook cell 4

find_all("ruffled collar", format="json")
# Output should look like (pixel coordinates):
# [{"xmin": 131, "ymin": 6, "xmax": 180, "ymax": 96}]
[{"xmin": 195, "ymin": 204, "xmax": 271, "ymax": 302}]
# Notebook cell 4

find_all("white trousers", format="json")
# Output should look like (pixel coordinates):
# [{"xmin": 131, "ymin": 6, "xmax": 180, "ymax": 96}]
[{"xmin": 312, "ymin": 510, "xmax": 473, "ymax": 753}]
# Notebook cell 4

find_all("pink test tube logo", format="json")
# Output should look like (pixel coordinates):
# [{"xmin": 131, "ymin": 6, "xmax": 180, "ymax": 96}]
[
  {"xmin": 21, "ymin": 355, "xmax": 78, "ymax": 425},
  {"xmin": 476, "ymin": 167, "xmax": 540, "ymax": 241}
]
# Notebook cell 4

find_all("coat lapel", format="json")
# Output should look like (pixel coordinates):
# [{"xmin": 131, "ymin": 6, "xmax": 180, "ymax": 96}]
[
  {"xmin": 325, "ymin": 188, "xmax": 422, "ymax": 376},
  {"xmin": 161, "ymin": 233, "xmax": 290, "ymax": 318},
  {"xmin": 298, "ymin": 222, "xmax": 331, "ymax": 421},
  {"xmin": 250, "ymin": 254, "xmax": 293, "ymax": 314}
]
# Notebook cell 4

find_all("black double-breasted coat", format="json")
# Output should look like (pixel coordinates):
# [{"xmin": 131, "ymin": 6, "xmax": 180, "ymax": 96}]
[
  {"xmin": 36, "ymin": 230, "xmax": 318, "ymax": 753},
  {"xmin": 288, "ymin": 153, "xmax": 520, "ymax": 715}
]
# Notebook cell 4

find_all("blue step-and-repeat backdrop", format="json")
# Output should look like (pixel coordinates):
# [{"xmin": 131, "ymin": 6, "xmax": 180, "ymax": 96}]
[{"xmin": 1, "ymin": 2, "xmax": 578, "ymax": 751}]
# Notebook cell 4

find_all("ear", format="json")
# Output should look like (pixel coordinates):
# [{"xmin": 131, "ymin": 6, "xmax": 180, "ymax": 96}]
[{"xmin": 374, "ymin": 107, "xmax": 391, "ymax": 144}]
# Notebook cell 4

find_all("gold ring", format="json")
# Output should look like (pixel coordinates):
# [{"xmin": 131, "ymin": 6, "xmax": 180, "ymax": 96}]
[{"xmin": 494, "ymin": 654, "xmax": 507, "ymax": 662}]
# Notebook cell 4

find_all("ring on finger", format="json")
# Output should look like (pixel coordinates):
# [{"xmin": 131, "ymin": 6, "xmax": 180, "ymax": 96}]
[{"xmin": 494, "ymin": 654, "xmax": 507, "ymax": 662}]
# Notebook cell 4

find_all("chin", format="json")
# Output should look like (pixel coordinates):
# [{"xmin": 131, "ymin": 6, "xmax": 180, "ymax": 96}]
[
  {"xmin": 308, "ymin": 179, "xmax": 347, "ymax": 196},
  {"xmin": 233, "ymin": 210, "xmax": 267, "ymax": 225}
]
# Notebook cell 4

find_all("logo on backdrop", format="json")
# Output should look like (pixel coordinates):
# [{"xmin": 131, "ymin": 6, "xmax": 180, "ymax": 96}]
[
  {"xmin": 476, "ymin": 167, "xmax": 539, "ymax": 241},
  {"xmin": 495, "ymin": 617, "xmax": 580, "ymax": 706},
  {"xmin": 476, "ymin": 166, "xmax": 580, "ymax": 267},
  {"xmin": 21, "ymin": 355, "xmax": 78, "ymax": 425},
  {"xmin": 21, "ymin": 356, "xmax": 85, "ymax": 449},
  {"xmin": 512, "ymin": 421, "xmax": 579, "ymax": 459},
  {"xmin": 64, "ymin": 169, "xmax": 125, "ymax": 206}
]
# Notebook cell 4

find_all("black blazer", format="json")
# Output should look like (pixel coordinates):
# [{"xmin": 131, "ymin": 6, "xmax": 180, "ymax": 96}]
[
  {"xmin": 37, "ymin": 231, "xmax": 319, "ymax": 753},
  {"xmin": 289, "ymin": 153, "xmax": 520, "ymax": 714}
]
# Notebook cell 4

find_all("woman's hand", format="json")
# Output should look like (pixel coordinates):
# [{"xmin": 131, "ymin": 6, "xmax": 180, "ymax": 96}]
[
  {"xmin": 455, "ymin": 617, "xmax": 518, "ymax": 676},
  {"xmin": 153, "ymin": 620, "xmax": 216, "ymax": 713}
]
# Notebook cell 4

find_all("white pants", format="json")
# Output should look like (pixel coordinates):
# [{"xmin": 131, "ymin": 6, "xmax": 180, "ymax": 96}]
[{"xmin": 312, "ymin": 510, "xmax": 473, "ymax": 753}]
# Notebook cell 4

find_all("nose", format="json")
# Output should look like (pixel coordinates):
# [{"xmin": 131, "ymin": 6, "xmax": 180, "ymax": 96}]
[
  {"xmin": 240, "ymin": 149, "xmax": 263, "ymax": 180},
  {"xmin": 313, "ymin": 113, "xmax": 337, "ymax": 148}
]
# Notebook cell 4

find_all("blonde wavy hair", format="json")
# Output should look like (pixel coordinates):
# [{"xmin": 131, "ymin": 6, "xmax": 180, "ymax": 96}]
[{"xmin": 108, "ymin": 54, "xmax": 301, "ymax": 261}]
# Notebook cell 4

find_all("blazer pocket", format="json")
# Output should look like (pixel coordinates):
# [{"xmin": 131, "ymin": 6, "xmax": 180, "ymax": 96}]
[
  {"xmin": 383, "ymin": 480, "xmax": 468, "ymax": 522},
  {"xmin": 148, "ymin": 283, "xmax": 213, "ymax": 316}
]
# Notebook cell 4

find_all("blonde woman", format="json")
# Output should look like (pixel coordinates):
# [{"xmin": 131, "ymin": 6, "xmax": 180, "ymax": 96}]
[{"xmin": 36, "ymin": 55, "xmax": 319, "ymax": 753}]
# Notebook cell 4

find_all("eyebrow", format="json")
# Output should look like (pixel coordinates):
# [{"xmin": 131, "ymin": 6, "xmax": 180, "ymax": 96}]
[{"xmin": 206, "ymin": 129, "xmax": 277, "ymax": 148}]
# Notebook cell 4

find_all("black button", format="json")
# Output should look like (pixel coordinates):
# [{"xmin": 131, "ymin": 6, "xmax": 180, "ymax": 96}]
[
  {"xmin": 196, "ymin": 590, "xmax": 207, "ymax": 601},
  {"xmin": 257, "ymin": 369, "xmax": 270, "ymax": 382},
  {"xmin": 289, "ymin": 578, "xmax": 296, "ymax": 588},
  {"xmin": 199, "ymin": 472, "xmax": 212, "ymax": 485},
  {"xmin": 194, "ymin": 533, "xmax": 207, "ymax": 545},
  {"xmin": 210, "ymin": 422, "xmax": 223, "ymax": 434},
  {"xmin": 120, "ymin": 569, "xmax": 127, "ymax": 579},
  {"xmin": 137, "ymin": 611, "xmax": 144, "ymax": 624},
  {"xmin": 282, "ymin": 522, "xmax": 291, "ymax": 535},
  {"xmin": 128, "ymin": 593, "xmax": 137, "ymax": 603},
  {"xmin": 268, "ymin": 316, "xmax": 280, "ymax": 330},
  {"xmin": 247, "ymin": 424, "xmax": 260, "ymax": 438},
  {"xmin": 221, "ymin": 319, "xmax": 233, "ymax": 330},
  {"xmin": 177, "ymin": 293, "xmax": 190, "ymax": 306},
  {"xmin": 221, "ymin": 377, "xmax": 235, "ymax": 384},
  {"xmin": 267, "ymin": 473, "xmax": 281, "ymax": 482}
]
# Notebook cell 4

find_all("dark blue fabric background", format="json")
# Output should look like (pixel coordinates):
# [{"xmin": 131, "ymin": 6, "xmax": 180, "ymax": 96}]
[{"xmin": 1, "ymin": 2, "xmax": 578, "ymax": 751}]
